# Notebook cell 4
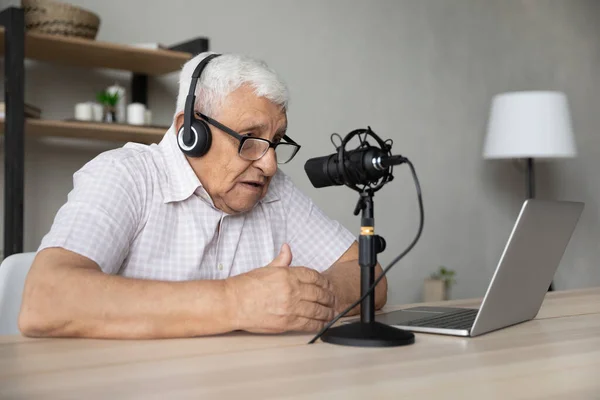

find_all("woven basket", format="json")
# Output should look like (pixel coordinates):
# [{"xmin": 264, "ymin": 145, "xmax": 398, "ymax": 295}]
[{"xmin": 21, "ymin": 0, "xmax": 100, "ymax": 40}]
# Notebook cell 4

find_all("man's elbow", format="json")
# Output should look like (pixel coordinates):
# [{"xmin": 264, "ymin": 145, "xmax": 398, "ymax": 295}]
[
  {"xmin": 18, "ymin": 305, "xmax": 50, "ymax": 337},
  {"xmin": 18, "ymin": 276, "xmax": 69, "ymax": 337}
]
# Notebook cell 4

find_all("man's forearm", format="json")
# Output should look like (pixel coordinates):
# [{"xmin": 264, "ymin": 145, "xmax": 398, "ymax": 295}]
[
  {"xmin": 19, "ymin": 251, "xmax": 237, "ymax": 339},
  {"xmin": 323, "ymin": 260, "xmax": 388, "ymax": 316}
]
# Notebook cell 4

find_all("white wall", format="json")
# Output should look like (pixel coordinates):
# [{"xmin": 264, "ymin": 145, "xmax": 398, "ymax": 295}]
[{"xmin": 1, "ymin": 0, "xmax": 599, "ymax": 305}]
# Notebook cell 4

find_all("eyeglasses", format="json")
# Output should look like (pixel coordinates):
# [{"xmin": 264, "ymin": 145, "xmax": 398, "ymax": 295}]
[{"xmin": 196, "ymin": 112, "xmax": 301, "ymax": 164}]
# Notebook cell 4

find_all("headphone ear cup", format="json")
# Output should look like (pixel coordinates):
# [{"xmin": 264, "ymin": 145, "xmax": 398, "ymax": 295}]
[{"xmin": 177, "ymin": 119, "xmax": 212, "ymax": 157}]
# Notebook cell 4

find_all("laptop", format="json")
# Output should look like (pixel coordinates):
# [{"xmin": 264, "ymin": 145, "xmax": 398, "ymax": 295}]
[{"xmin": 374, "ymin": 199, "xmax": 584, "ymax": 337}]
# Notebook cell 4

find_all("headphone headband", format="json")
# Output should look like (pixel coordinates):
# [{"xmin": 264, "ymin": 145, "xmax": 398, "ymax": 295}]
[
  {"xmin": 183, "ymin": 53, "xmax": 222, "ymax": 145},
  {"xmin": 188, "ymin": 53, "xmax": 221, "ymax": 97}
]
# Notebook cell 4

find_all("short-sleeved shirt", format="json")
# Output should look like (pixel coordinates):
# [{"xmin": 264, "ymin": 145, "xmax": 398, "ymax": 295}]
[{"xmin": 38, "ymin": 127, "xmax": 356, "ymax": 280}]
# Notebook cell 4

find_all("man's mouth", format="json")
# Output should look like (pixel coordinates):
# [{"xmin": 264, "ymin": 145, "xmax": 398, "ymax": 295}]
[{"xmin": 240, "ymin": 180, "xmax": 265, "ymax": 190}]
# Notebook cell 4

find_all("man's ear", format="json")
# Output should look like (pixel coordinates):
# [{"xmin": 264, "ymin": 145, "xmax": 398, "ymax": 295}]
[{"xmin": 174, "ymin": 111, "xmax": 185, "ymax": 135}]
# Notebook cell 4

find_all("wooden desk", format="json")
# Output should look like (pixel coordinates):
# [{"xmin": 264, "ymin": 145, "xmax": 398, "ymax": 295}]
[{"xmin": 1, "ymin": 287, "xmax": 599, "ymax": 398}]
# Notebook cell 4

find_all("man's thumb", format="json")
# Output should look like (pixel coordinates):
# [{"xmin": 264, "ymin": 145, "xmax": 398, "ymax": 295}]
[{"xmin": 269, "ymin": 243, "xmax": 293, "ymax": 267}]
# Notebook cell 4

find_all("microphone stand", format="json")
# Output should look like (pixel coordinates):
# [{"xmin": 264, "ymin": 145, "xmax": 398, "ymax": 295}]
[{"xmin": 320, "ymin": 189, "xmax": 415, "ymax": 347}]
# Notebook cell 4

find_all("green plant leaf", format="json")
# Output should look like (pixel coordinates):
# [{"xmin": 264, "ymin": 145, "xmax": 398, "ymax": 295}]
[{"xmin": 96, "ymin": 90, "xmax": 120, "ymax": 107}]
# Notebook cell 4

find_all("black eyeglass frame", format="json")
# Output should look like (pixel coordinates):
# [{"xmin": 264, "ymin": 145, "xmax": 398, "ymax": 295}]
[{"xmin": 196, "ymin": 112, "xmax": 301, "ymax": 164}]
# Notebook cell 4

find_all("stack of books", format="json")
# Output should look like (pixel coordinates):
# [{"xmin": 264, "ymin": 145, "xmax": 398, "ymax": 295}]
[{"xmin": 0, "ymin": 102, "xmax": 42, "ymax": 119}]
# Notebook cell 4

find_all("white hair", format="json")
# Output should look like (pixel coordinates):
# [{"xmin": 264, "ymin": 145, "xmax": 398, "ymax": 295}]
[{"xmin": 174, "ymin": 52, "xmax": 289, "ymax": 118}]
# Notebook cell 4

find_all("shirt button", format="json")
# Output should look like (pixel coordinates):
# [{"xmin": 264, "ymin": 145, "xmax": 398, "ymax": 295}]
[{"xmin": 218, "ymin": 264, "xmax": 224, "ymax": 271}]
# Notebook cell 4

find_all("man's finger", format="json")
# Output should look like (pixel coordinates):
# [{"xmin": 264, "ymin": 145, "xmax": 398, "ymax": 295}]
[
  {"xmin": 299, "ymin": 283, "xmax": 336, "ymax": 307},
  {"xmin": 290, "ymin": 267, "xmax": 330, "ymax": 290},
  {"xmin": 267, "ymin": 243, "xmax": 293, "ymax": 267},
  {"xmin": 294, "ymin": 301, "xmax": 335, "ymax": 322}
]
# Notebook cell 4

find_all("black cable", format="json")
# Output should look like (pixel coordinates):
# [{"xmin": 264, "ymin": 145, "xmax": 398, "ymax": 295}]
[{"xmin": 308, "ymin": 159, "xmax": 424, "ymax": 344}]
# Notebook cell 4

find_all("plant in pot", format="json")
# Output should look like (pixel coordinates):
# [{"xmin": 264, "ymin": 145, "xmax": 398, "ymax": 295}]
[
  {"xmin": 96, "ymin": 90, "xmax": 120, "ymax": 123},
  {"xmin": 423, "ymin": 266, "xmax": 457, "ymax": 302}
]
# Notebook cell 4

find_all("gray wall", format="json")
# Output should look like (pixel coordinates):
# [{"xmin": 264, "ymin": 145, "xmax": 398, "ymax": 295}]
[{"xmin": 1, "ymin": 0, "xmax": 599, "ymax": 305}]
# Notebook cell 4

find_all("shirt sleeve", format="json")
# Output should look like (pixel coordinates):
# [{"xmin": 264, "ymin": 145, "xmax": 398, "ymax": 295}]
[
  {"xmin": 282, "ymin": 174, "xmax": 356, "ymax": 272},
  {"xmin": 38, "ymin": 153, "xmax": 144, "ymax": 274}
]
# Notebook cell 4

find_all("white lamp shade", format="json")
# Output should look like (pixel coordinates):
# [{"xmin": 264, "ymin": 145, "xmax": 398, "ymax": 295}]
[{"xmin": 483, "ymin": 91, "xmax": 576, "ymax": 159}]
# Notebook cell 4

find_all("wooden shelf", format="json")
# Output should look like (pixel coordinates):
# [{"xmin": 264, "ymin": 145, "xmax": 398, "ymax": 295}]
[
  {"xmin": 0, "ymin": 119, "xmax": 167, "ymax": 144},
  {"xmin": 0, "ymin": 27, "xmax": 192, "ymax": 75}
]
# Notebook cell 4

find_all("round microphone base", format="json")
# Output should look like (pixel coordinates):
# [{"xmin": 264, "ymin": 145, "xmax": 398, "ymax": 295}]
[{"xmin": 320, "ymin": 321, "xmax": 415, "ymax": 347}]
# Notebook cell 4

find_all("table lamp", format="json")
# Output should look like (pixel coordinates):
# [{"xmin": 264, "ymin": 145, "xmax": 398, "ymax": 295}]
[
  {"xmin": 483, "ymin": 91, "xmax": 576, "ymax": 198},
  {"xmin": 483, "ymin": 91, "xmax": 577, "ymax": 291}
]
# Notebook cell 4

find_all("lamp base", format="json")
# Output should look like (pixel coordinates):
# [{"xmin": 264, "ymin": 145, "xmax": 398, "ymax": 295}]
[{"xmin": 320, "ymin": 321, "xmax": 415, "ymax": 347}]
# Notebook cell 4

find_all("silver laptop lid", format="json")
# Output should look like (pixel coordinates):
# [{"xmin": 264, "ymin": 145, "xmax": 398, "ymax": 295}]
[{"xmin": 471, "ymin": 199, "xmax": 584, "ymax": 336}]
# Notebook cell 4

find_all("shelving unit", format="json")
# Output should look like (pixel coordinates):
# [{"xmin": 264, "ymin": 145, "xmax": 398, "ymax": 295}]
[
  {"xmin": 0, "ymin": 119, "xmax": 167, "ymax": 144},
  {"xmin": 0, "ymin": 6, "xmax": 209, "ymax": 257},
  {"xmin": 0, "ymin": 26, "xmax": 192, "ymax": 75}
]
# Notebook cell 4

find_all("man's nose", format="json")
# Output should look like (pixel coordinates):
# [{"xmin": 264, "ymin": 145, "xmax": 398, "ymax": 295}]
[{"xmin": 254, "ymin": 148, "xmax": 277, "ymax": 176}]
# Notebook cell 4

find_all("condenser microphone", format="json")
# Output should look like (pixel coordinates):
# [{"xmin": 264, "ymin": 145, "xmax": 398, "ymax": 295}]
[{"xmin": 304, "ymin": 147, "xmax": 406, "ymax": 188}]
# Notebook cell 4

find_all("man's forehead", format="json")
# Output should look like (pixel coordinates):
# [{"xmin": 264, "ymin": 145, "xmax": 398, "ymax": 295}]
[
  {"xmin": 238, "ymin": 113, "xmax": 287, "ymax": 127},
  {"xmin": 234, "ymin": 109, "xmax": 287, "ymax": 131}
]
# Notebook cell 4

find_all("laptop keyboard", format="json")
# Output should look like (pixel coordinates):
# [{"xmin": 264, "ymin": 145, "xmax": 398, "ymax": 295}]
[{"xmin": 404, "ymin": 309, "xmax": 478, "ymax": 330}]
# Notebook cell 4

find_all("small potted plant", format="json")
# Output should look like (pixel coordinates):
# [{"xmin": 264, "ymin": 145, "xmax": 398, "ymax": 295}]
[
  {"xmin": 96, "ymin": 90, "xmax": 120, "ymax": 123},
  {"xmin": 423, "ymin": 266, "xmax": 457, "ymax": 302}
]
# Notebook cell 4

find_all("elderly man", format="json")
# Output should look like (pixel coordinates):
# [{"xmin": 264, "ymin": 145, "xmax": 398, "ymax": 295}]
[{"xmin": 18, "ymin": 52, "xmax": 387, "ymax": 339}]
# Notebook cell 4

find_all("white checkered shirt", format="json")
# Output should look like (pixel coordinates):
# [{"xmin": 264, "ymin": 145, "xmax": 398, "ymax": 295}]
[{"xmin": 38, "ymin": 127, "xmax": 356, "ymax": 280}]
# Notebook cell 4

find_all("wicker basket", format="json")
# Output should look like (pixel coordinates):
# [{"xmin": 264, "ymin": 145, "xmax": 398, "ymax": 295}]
[{"xmin": 21, "ymin": 0, "xmax": 100, "ymax": 40}]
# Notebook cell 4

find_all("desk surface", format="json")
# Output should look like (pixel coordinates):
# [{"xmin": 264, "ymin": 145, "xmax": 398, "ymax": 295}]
[{"xmin": 1, "ymin": 287, "xmax": 599, "ymax": 399}]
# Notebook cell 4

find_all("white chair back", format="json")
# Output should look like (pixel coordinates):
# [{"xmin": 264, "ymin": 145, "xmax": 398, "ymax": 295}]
[{"xmin": 0, "ymin": 252, "xmax": 36, "ymax": 335}]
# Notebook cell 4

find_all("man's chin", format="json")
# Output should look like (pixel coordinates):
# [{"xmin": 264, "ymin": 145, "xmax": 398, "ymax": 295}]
[
  {"xmin": 223, "ymin": 185, "xmax": 267, "ymax": 214},
  {"xmin": 224, "ymin": 203, "xmax": 258, "ymax": 215},
  {"xmin": 224, "ymin": 197, "xmax": 262, "ymax": 214}
]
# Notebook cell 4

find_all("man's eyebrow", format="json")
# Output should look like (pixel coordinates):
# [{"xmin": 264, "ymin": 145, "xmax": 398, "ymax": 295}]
[
  {"xmin": 238, "ymin": 121, "xmax": 287, "ymax": 139},
  {"xmin": 238, "ymin": 122, "xmax": 269, "ymax": 133}
]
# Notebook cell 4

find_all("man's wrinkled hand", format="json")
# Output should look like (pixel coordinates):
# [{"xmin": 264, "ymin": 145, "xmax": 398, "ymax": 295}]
[{"xmin": 225, "ymin": 244, "xmax": 337, "ymax": 333}]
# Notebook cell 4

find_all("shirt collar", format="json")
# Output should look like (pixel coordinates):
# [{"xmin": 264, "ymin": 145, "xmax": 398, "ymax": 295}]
[
  {"xmin": 160, "ymin": 127, "xmax": 280, "ymax": 206},
  {"xmin": 160, "ymin": 127, "xmax": 205, "ymax": 204}
]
